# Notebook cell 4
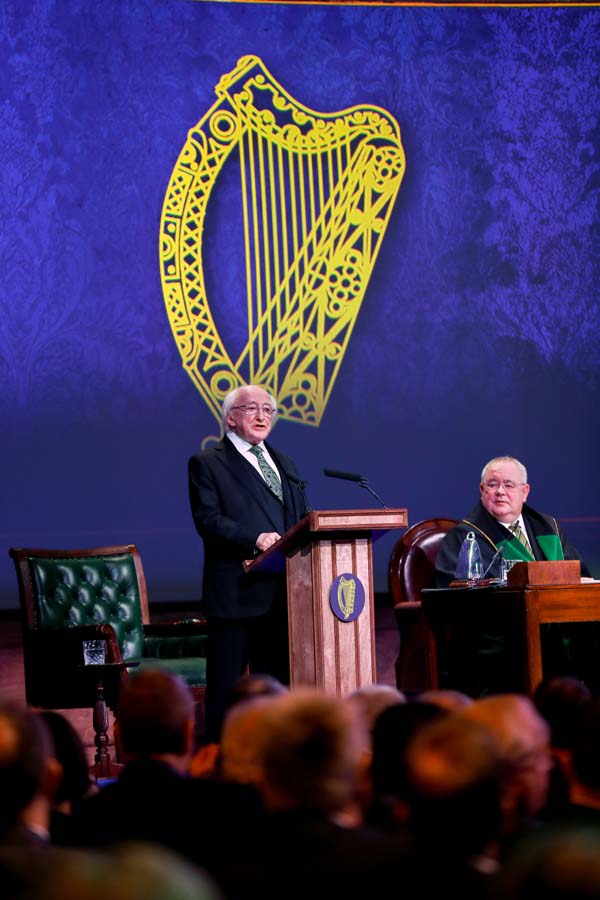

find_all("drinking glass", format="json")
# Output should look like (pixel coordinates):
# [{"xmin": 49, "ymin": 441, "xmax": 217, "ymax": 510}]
[{"xmin": 82, "ymin": 639, "xmax": 106, "ymax": 665}]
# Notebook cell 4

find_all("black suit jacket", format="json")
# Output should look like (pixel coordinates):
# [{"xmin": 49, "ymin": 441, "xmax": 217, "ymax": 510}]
[
  {"xmin": 70, "ymin": 758, "xmax": 262, "ymax": 872},
  {"xmin": 188, "ymin": 436, "xmax": 305, "ymax": 618}
]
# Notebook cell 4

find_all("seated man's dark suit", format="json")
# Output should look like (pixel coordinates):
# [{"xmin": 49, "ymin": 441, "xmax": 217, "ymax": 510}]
[{"xmin": 189, "ymin": 435, "xmax": 305, "ymax": 739}]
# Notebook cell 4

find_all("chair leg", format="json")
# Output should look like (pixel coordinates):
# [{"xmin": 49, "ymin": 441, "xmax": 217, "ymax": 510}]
[{"xmin": 89, "ymin": 679, "xmax": 123, "ymax": 780}]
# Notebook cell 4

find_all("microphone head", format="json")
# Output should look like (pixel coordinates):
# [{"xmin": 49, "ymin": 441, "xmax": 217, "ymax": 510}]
[{"xmin": 323, "ymin": 468, "xmax": 364, "ymax": 483}]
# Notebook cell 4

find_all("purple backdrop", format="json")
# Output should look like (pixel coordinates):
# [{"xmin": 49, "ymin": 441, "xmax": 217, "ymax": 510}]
[{"xmin": 2, "ymin": 0, "xmax": 599, "ymax": 610}]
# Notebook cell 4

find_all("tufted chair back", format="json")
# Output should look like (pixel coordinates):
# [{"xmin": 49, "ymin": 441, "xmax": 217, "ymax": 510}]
[
  {"xmin": 388, "ymin": 518, "xmax": 458, "ymax": 693},
  {"xmin": 10, "ymin": 545, "xmax": 207, "ymax": 712},
  {"xmin": 27, "ymin": 552, "xmax": 146, "ymax": 659}
]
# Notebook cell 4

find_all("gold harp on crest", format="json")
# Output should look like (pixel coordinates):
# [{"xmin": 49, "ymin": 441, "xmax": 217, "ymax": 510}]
[{"xmin": 159, "ymin": 55, "xmax": 405, "ymax": 429}]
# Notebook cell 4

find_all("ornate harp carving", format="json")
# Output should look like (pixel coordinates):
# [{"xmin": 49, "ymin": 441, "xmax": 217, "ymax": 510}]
[{"xmin": 159, "ymin": 55, "xmax": 405, "ymax": 429}]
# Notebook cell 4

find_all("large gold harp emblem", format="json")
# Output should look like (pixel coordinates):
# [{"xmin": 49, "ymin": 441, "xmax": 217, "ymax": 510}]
[{"xmin": 159, "ymin": 55, "xmax": 405, "ymax": 430}]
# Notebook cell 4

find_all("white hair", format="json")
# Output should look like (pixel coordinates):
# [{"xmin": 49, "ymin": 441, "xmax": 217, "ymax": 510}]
[
  {"xmin": 221, "ymin": 385, "xmax": 278, "ymax": 430},
  {"xmin": 480, "ymin": 456, "xmax": 528, "ymax": 485}
]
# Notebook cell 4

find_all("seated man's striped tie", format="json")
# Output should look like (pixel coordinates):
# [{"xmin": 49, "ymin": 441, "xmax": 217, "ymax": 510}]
[
  {"xmin": 510, "ymin": 521, "xmax": 533, "ymax": 556},
  {"xmin": 251, "ymin": 445, "xmax": 283, "ymax": 502}
]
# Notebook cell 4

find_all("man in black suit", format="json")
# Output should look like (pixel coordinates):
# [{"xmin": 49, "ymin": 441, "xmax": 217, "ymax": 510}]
[{"xmin": 188, "ymin": 384, "xmax": 306, "ymax": 740}]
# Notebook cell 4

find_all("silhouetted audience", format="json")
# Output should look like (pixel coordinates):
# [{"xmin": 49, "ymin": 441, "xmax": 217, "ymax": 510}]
[
  {"xmin": 347, "ymin": 683, "xmax": 406, "ymax": 734},
  {"xmin": 555, "ymin": 697, "xmax": 600, "ymax": 824},
  {"xmin": 366, "ymin": 700, "xmax": 447, "ymax": 830},
  {"xmin": 190, "ymin": 672, "xmax": 288, "ymax": 779},
  {"xmin": 215, "ymin": 688, "xmax": 412, "ymax": 900},
  {"xmin": 38, "ymin": 711, "xmax": 98, "ymax": 844},
  {"xmin": 219, "ymin": 695, "xmax": 276, "ymax": 787},
  {"xmin": 0, "ymin": 700, "xmax": 76, "ymax": 899},
  {"xmin": 404, "ymin": 712, "xmax": 510, "ymax": 898},
  {"xmin": 457, "ymin": 694, "xmax": 552, "ymax": 856},
  {"xmin": 492, "ymin": 825, "xmax": 600, "ymax": 899},
  {"xmin": 22, "ymin": 842, "xmax": 223, "ymax": 900},
  {"xmin": 69, "ymin": 668, "xmax": 261, "ymax": 879},
  {"xmin": 9, "ymin": 679, "xmax": 600, "ymax": 900},
  {"xmin": 418, "ymin": 688, "xmax": 474, "ymax": 711},
  {"xmin": 533, "ymin": 675, "xmax": 593, "ymax": 819}
]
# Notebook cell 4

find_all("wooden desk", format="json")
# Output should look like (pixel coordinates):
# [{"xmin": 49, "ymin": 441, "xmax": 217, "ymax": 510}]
[{"xmin": 422, "ymin": 581, "xmax": 600, "ymax": 695}]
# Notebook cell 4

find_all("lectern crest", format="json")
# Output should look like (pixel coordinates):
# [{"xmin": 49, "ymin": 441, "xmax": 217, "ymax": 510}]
[{"xmin": 159, "ymin": 56, "xmax": 405, "ymax": 431}]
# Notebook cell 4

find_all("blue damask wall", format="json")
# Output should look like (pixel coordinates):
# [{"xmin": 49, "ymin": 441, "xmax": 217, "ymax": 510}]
[{"xmin": 2, "ymin": 0, "xmax": 599, "ymax": 609}]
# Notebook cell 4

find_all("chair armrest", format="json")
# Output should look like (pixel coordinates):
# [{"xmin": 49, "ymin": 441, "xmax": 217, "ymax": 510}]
[
  {"xmin": 24, "ymin": 623, "xmax": 122, "ymax": 666},
  {"xmin": 144, "ymin": 618, "xmax": 207, "ymax": 635},
  {"xmin": 393, "ymin": 601, "xmax": 423, "ymax": 617},
  {"xmin": 142, "ymin": 621, "xmax": 208, "ymax": 660}
]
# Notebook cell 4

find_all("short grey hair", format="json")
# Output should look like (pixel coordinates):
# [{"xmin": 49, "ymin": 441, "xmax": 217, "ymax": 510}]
[
  {"xmin": 480, "ymin": 456, "xmax": 528, "ymax": 485},
  {"xmin": 221, "ymin": 385, "xmax": 278, "ymax": 430}
]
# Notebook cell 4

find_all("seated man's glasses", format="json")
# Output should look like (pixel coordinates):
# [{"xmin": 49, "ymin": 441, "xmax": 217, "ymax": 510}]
[
  {"xmin": 231, "ymin": 404, "xmax": 276, "ymax": 417},
  {"xmin": 482, "ymin": 480, "xmax": 525, "ymax": 492}
]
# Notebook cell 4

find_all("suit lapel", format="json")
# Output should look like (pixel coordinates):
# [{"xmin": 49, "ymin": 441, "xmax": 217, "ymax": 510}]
[{"xmin": 215, "ymin": 438, "xmax": 283, "ymax": 531}]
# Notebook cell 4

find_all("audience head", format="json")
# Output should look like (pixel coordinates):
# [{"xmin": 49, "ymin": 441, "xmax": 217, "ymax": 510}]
[
  {"xmin": 570, "ymin": 697, "xmax": 600, "ymax": 791},
  {"xmin": 404, "ymin": 712, "xmax": 508, "ymax": 856},
  {"xmin": 115, "ymin": 669, "xmax": 195, "ymax": 762},
  {"xmin": 39, "ymin": 711, "xmax": 96, "ymax": 808},
  {"xmin": 28, "ymin": 842, "xmax": 222, "ymax": 900},
  {"xmin": 418, "ymin": 689, "xmax": 474, "ymax": 712},
  {"xmin": 458, "ymin": 694, "xmax": 551, "ymax": 818},
  {"xmin": 225, "ymin": 673, "xmax": 288, "ymax": 711},
  {"xmin": 370, "ymin": 700, "xmax": 447, "ymax": 801},
  {"xmin": 0, "ymin": 700, "xmax": 57, "ymax": 834},
  {"xmin": 220, "ymin": 696, "xmax": 276, "ymax": 786},
  {"xmin": 254, "ymin": 688, "xmax": 368, "ymax": 817},
  {"xmin": 533, "ymin": 675, "xmax": 592, "ymax": 750},
  {"xmin": 347, "ymin": 684, "xmax": 406, "ymax": 734},
  {"xmin": 494, "ymin": 826, "xmax": 600, "ymax": 899}
]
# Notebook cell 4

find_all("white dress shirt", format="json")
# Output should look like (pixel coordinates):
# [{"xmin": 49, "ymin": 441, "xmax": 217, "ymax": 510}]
[{"xmin": 226, "ymin": 431, "xmax": 282, "ymax": 485}]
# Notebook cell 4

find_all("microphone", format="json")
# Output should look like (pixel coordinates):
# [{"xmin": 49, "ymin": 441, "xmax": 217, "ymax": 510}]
[
  {"xmin": 481, "ymin": 547, "xmax": 504, "ymax": 580},
  {"xmin": 322, "ymin": 468, "xmax": 364, "ymax": 483},
  {"xmin": 323, "ymin": 468, "xmax": 389, "ymax": 509},
  {"xmin": 284, "ymin": 470, "xmax": 311, "ymax": 514}
]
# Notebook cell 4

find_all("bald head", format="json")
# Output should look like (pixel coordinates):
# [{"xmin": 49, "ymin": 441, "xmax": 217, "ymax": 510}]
[{"xmin": 116, "ymin": 668, "xmax": 195, "ymax": 758}]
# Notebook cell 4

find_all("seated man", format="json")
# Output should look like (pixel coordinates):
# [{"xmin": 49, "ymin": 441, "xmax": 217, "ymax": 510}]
[
  {"xmin": 435, "ymin": 455, "xmax": 590, "ymax": 587},
  {"xmin": 434, "ymin": 456, "xmax": 595, "ymax": 695}
]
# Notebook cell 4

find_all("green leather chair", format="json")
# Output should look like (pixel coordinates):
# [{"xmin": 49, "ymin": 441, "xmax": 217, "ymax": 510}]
[{"xmin": 9, "ymin": 544, "xmax": 207, "ymax": 714}]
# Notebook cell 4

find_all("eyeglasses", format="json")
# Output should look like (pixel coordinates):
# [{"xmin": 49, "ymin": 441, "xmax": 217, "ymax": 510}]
[
  {"xmin": 482, "ymin": 480, "xmax": 526, "ymax": 492},
  {"xmin": 231, "ymin": 404, "xmax": 276, "ymax": 417}
]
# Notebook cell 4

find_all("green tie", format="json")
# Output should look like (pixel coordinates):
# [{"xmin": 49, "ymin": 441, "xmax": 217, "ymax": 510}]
[
  {"xmin": 510, "ymin": 521, "xmax": 533, "ymax": 556},
  {"xmin": 250, "ymin": 445, "xmax": 283, "ymax": 502}
]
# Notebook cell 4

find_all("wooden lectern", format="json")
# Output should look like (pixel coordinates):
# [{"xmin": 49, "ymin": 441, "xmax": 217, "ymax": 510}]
[{"xmin": 244, "ymin": 508, "xmax": 408, "ymax": 696}]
